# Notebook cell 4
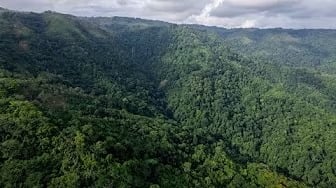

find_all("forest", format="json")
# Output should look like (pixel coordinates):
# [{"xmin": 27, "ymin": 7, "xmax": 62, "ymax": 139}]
[{"xmin": 0, "ymin": 8, "xmax": 336, "ymax": 187}]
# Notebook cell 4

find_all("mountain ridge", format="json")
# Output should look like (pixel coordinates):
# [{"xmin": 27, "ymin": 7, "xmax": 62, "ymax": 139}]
[{"xmin": 3, "ymin": 7, "xmax": 336, "ymax": 30}]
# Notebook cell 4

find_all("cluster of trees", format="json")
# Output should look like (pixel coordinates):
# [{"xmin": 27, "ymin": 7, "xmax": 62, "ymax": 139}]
[{"xmin": 0, "ymin": 9, "xmax": 335, "ymax": 187}]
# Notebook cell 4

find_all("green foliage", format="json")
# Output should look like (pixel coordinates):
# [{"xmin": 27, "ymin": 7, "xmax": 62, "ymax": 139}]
[{"xmin": 1, "ymin": 9, "xmax": 336, "ymax": 188}]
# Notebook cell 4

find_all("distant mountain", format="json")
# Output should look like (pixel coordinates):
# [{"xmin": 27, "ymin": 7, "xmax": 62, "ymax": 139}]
[
  {"xmin": 0, "ymin": 8, "xmax": 335, "ymax": 187},
  {"xmin": 191, "ymin": 25, "xmax": 336, "ymax": 68}
]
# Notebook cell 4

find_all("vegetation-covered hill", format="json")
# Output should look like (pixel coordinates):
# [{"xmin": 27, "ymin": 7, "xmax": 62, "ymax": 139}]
[
  {"xmin": 192, "ymin": 26, "xmax": 336, "ymax": 67},
  {"xmin": 0, "ymin": 9, "xmax": 336, "ymax": 187}
]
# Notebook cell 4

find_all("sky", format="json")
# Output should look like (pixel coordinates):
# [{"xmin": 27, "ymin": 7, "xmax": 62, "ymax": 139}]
[{"xmin": 1, "ymin": 0, "xmax": 336, "ymax": 29}]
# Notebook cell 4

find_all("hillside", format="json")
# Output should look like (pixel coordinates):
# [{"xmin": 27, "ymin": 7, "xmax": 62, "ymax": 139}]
[{"xmin": 0, "ymin": 9, "xmax": 336, "ymax": 187}]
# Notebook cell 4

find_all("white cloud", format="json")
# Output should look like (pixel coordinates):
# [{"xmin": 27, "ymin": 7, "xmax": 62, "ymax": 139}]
[
  {"xmin": 240, "ymin": 19, "xmax": 256, "ymax": 28},
  {"xmin": 185, "ymin": 0, "xmax": 224, "ymax": 25}
]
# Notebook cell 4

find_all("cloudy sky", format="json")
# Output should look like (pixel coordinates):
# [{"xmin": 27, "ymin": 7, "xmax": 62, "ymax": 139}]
[{"xmin": 1, "ymin": 0, "xmax": 336, "ymax": 28}]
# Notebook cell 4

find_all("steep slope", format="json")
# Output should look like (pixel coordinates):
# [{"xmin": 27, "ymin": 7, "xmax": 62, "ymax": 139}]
[
  {"xmin": 156, "ymin": 26, "xmax": 336, "ymax": 187},
  {"xmin": 0, "ymin": 9, "xmax": 336, "ymax": 187},
  {"xmin": 190, "ymin": 25, "xmax": 336, "ymax": 112}
]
